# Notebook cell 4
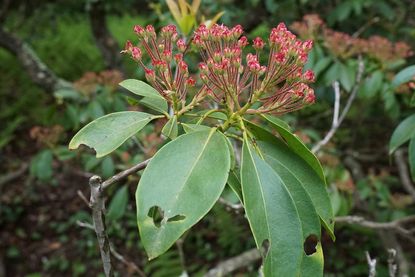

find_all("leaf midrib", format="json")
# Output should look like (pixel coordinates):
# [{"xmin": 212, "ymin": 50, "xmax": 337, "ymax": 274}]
[
  {"xmin": 165, "ymin": 129, "xmax": 217, "ymax": 214},
  {"xmin": 244, "ymin": 143, "xmax": 274, "ymax": 272}
]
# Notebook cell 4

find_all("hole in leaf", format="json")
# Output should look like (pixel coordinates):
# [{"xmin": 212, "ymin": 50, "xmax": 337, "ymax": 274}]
[
  {"xmin": 260, "ymin": 239, "xmax": 270, "ymax": 258},
  {"xmin": 167, "ymin": 214, "xmax": 186, "ymax": 222},
  {"xmin": 147, "ymin": 206, "xmax": 164, "ymax": 228},
  {"xmin": 304, "ymin": 234, "xmax": 318, "ymax": 256}
]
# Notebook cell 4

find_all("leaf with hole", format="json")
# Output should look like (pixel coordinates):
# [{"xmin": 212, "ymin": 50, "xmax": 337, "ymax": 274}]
[
  {"xmin": 256, "ymin": 137, "xmax": 324, "ymax": 275},
  {"xmin": 241, "ymin": 137, "xmax": 303, "ymax": 276},
  {"xmin": 69, "ymin": 111, "xmax": 157, "ymax": 158},
  {"xmin": 389, "ymin": 114, "xmax": 415, "ymax": 154},
  {"xmin": 246, "ymin": 121, "xmax": 335, "ymax": 239},
  {"xmin": 136, "ymin": 129, "xmax": 230, "ymax": 259}
]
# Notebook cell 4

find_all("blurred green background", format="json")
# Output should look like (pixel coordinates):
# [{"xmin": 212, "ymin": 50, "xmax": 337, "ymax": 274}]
[{"xmin": 1, "ymin": 0, "xmax": 415, "ymax": 276}]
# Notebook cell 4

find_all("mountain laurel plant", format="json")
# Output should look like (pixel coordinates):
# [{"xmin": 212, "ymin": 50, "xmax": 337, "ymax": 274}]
[{"xmin": 69, "ymin": 23, "xmax": 334, "ymax": 276}]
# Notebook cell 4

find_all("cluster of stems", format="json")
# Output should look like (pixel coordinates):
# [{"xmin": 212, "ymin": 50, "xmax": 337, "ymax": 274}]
[{"xmin": 123, "ymin": 22, "xmax": 316, "ymax": 129}]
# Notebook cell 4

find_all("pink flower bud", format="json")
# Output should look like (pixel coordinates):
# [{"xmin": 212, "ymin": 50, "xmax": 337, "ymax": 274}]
[
  {"xmin": 198, "ymin": 62, "xmax": 208, "ymax": 73},
  {"xmin": 146, "ymin": 25, "xmax": 156, "ymax": 37},
  {"xmin": 304, "ymin": 70, "xmax": 315, "ymax": 82},
  {"xmin": 177, "ymin": 39, "xmax": 186, "ymax": 52},
  {"xmin": 238, "ymin": 36, "xmax": 249, "ymax": 47},
  {"xmin": 174, "ymin": 53, "xmax": 183, "ymax": 62},
  {"xmin": 145, "ymin": 68, "xmax": 155, "ymax": 82},
  {"xmin": 134, "ymin": 25, "xmax": 145, "ymax": 37},
  {"xmin": 179, "ymin": 60, "xmax": 188, "ymax": 72},
  {"xmin": 131, "ymin": 47, "xmax": 142, "ymax": 60},
  {"xmin": 305, "ymin": 89, "xmax": 315, "ymax": 103},
  {"xmin": 253, "ymin": 37, "xmax": 265, "ymax": 50},
  {"xmin": 274, "ymin": 52, "xmax": 286, "ymax": 63},
  {"xmin": 121, "ymin": 40, "xmax": 133, "ymax": 54},
  {"xmin": 231, "ymin": 25, "xmax": 244, "ymax": 38},
  {"xmin": 303, "ymin": 40, "xmax": 313, "ymax": 50},
  {"xmin": 162, "ymin": 50, "xmax": 172, "ymax": 62},
  {"xmin": 186, "ymin": 77, "xmax": 196, "ymax": 87}
]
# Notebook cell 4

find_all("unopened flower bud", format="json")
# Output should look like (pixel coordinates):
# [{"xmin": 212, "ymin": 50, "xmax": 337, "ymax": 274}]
[
  {"xmin": 186, "ymin": 77, "xmax": 196, "ymax": 87},
  {"xmin": 238, "ymin": 36, "xmax": 249, "ymax": 48},
  {"xmin": 145, "ymin": 68, "xmax": 155, "ymax": 82},
  {"xmin": 303, "ymin": 70, "xmax": 315, "ymax": 82},
  {"xmin": 134, "ymin": 25, "xmax": 145, "ymax": 38},
  {"xmin": 121, "ymin": 40, "xmax": 133, "ymax": 54},
  {"xmin": 253, "ymin": 37, "xmax": 265, "ymax": 50},
  {"xmin": 131, "ymin": 47, "xmax": 142, "ymax": 60},
  {"xmin": 177, "ymin": 39, "xmax": 186, "ymax": 52}
]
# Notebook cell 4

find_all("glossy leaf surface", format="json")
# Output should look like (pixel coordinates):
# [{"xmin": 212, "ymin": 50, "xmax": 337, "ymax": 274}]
[
  {"xmin": 69, "ymin": 111, "xmax": 155, "ymax": 157},
  {"xmin": 389, "ymin": 114, "xmax": 415, "ymax": 153},
  {"xmin": 260, "ymin": 115, "xmax": 326, "ymax": 183},
  {"xmin": 136, "ymin": 129, "xmax": 230, "ymax": 259},
  {"xmin": 241, "ymin": 138, "xmax": 303, "ymax": 276}
]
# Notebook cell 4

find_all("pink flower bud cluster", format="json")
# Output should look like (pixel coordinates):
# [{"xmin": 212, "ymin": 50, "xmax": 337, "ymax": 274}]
[
  {"xmin": 193, "ymin": 23, "xmax": 315, "ymax": 114},
  {"xmin": 122, "ymin": 24, "xmax": 197, "ymax": 101},
  {"xmin": 291, "ymin": 14, "xmax": 413, "ymax": 63}
]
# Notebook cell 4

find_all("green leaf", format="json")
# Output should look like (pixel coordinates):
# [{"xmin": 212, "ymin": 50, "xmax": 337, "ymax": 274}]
[
  {"xmin": 119, "ymin": 79, "xmax": 168, "ymax": 114},
  {"xmin": 409, "ymin": 137, "xmax": 415, "ymax": 182},
  {"xmin": 313, "ymin": 57, "xmax": 332, "ymax": 77},
  {"xmin": 241, "ymin": 138, "xmax": 303, "ymax": 276},
  {"xmin": 246, "ymin": 122, "xmax": 335, "ymax": 239},
  {"xmin": 391, "ymin": 65, "xmax": 415, "ymax": 88},
  {"xmin": 30, "ymin": 150, "xmax": 53, "ymax": 181},
  {"xmin": 140, "ymin": 96, "xmax": 168, "ymax": 114},
  {"xmin": 119, "ymin": 79, "xmax": 163, "ymax": 99},
  {"xmin": 101, "ymin": 156, "xmax": 115, "ymax": 179},
  {"xmin": 301, "ymin": 242, "xmax": 324, "ymax": 276},
  {"xmin": 69, "ymin": 111, "xmax": 157, "ymax": 158},
  {"xmin": 181, "ymin": 123, "xmax": 211, "ymax": 133},
  {"xmin": 54, "ymin": 88, "xmax": 81, "ymax": 101},
  {"xmin": 107, "ymin": 186, "xmax": 129, "ymax": 221},
  {"xmin": 360, "ymin": 71, "xmax": 383, "ymax": 98},
  {"xmin": 339, "ymin": 63, "xmax": 355, "ymax": 91},
  {"xmin": 262, "ymin": 114, "xmax": 291, "ymax": 131},
  {"xmin": 227, "ymin": 170, "xmax": 243, "ymax": 203},
  {"xmin": 389, "ymin": 114, "xmax": 415, "ymax": 153},
  {"xmin": 162, "ymin": 116, "xmax": 178, "ymax": 140},
  {"xmin": 136, "ymin": 129, "xmax": 230, "ymax": 259},
  {"xmin": 259, "ymin": 116, "xmax": 326, "ymax": 183}
]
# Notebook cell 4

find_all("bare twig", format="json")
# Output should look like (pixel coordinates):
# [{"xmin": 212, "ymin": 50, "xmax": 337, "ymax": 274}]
[
  {"xmin": 366, "ymin": 251, "xmax": 377, "ymax": 277},
  {"xmin": 203, "ymin": 214, "xmax": 415, "ymax": 276},
  {"xmin": 312, "ymin": 57, "xmax": 365, "ymax": 153},
  {"xmin": 77, "ymin": 190, "xmax": 90, "ymax": 207},
  {"xmin": 204, "ymin": 248, "xmax": 261, "ymax": 277},
  {"xmin": 0, "ymin": 162, "xmax": 28, "ymax": 187},
  {"xmin": 89, "ymin": 176, "xmax": 113, "ymax": 277},
  {"xmin": 388, "ymin": 249, "xmax": 398, "ymax": 277},
  {"xmin": 101, "ymin": 158, "xmax": 150, "ymax": 190},
  {"xmin": 76, "ymin": 221, "xmax": 146, "ymax": 277},
  {"xmin": 394, "ymin": 149, "xmax": 415, "ymax": 202},
  {"xmin": 76, "ymin": 220, "xmax": 95, "ymax": 230},
  {"xmin": 0, "ymin": 26, "xmax": 72, "ymax": 92},
  {"xmin": 218, "ymin": 197, "xmax": 244, "ymax": 212},
  {"xmin": 335, "ymin": 215, "xmax": 415, "ymax": 237},
  {"xmin": 110, "ymin": 243, "xmax": 147, "ymax": 277},
  {"xmin": 82, "ymin": 158, "xmax": 151, "ymax": 276}
]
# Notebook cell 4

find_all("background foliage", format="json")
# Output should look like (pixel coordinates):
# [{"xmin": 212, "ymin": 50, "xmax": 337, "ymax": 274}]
[{"xmin": 1, "ymin": 0, "xmax": 415, "ymax": 276}]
